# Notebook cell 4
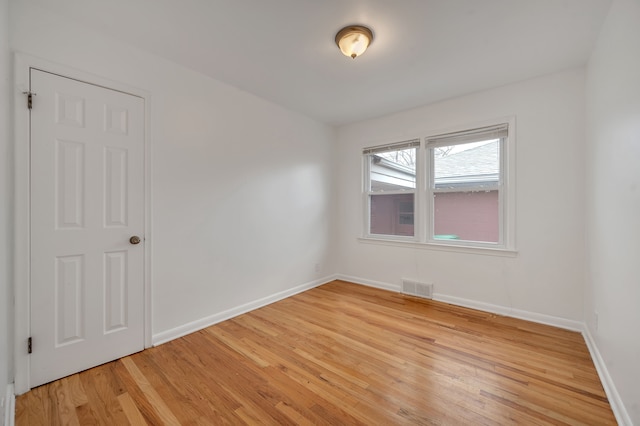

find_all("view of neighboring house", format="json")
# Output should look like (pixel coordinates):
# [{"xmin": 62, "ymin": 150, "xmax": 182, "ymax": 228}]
[
  {"xmin": 369, "ymin": 153, "xmax": 416, "ymax": 237},
  {"xmin": 370, "ymin": 140, "xmax": 499, "ymax": 242}
]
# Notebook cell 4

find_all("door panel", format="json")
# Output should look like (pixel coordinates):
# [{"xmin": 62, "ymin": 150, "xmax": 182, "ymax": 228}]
[{"xmin": 30, "ymin": 69, "xmax": 145, "ymax": 388}]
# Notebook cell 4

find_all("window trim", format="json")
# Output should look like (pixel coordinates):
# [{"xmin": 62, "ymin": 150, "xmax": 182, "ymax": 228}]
[
  {"xmin": 363, "ymin": 139, "xmax": 420, "ymax": 241},
  {"xmin": 361, "ymin": 117, "xmax": 516, "ymax": 253},
  {"xmin": 357, "ymin": 236, "xmax": 518, "ymax": 257}
]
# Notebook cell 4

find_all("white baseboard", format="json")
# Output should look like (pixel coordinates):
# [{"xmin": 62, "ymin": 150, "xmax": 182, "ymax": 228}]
[
  {"xmin": 152, "ymin": 275, "xmax": 337, "ymax": 346},
  {"xmin": 334, "ymin": 274, "xmax": 401, "ymax": 292},
  {"xmin": 433, "ymin": 293, "xmax": 584, "ymax": 332},
  {"xmin": 582, "ymin": 326, "xmax": 633, "ymax": 426},
  {"xmin": 3, "ymin": 384, "xmax": 14, "ymax": 426},
  {"xmin": 337, "ymin": 275, "xmax": 583, "ymax": 331}
]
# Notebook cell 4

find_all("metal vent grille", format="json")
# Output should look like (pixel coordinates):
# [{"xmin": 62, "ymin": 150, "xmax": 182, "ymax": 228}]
[{"xmin": 402, "ymin": 279, "xmax": 433, "ymax": 299}]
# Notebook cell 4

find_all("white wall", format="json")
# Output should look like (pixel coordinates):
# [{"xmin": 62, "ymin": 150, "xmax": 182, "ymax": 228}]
[
  {"xmin": 1, "ymin": 0, "xmax": 13, "ymax": 421},
  {"xmin": 585, "ymin": 0, "xmax": 640, "ymax": 423},
  {"xmin": 9, "ymin": 1, "xmax": 336, "ymax": 342},
  {"xmin": 336, "ymin": 69, "xmax": 586, "ymax": 322}
]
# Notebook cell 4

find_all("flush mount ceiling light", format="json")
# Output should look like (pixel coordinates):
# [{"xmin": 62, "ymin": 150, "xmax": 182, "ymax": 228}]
[{"xmin": 335, "ymin": 25, "xmax": 374, "ymax": 59}]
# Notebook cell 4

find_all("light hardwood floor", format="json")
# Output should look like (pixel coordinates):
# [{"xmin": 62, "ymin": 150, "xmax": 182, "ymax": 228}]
[{"xmin": 16, "ymin": 280, "xmax": 616, "ymax": 425}]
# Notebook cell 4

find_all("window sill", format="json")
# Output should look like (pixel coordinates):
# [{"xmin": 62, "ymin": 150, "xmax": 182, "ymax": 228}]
[{"xmin": 358, "ymin": 237, "xmax": 518, "ymax": 257}]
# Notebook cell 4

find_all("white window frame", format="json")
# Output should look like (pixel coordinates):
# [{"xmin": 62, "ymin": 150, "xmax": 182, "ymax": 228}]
[
  {"xmin": 426, "ymin": 122, "xmax": 512, "ymax": 249},
  {"xmin": 363, "ymin": 139, "xmax": 421, "ymax": 242},
  {"xmin": 361, "ymin": 118, "xmax": 516, "ymax": 254}
]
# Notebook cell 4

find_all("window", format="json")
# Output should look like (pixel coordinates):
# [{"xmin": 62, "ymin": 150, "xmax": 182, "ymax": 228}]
[
  {"xmin": 364, "ymin": 140, "xmax": 419, "ymax": 238},
  {"xmin": 427, "ymin": 124, "xmax": 508, "ymax": 247},
  {"xmin": 363, "ymin": 121, "xmax": 514, "ymax": 251}
]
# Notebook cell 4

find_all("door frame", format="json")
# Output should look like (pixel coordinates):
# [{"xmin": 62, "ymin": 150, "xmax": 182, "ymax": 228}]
[{"xmin": 13, "ymin": 53, "xmax": 153, "ymax": 394}]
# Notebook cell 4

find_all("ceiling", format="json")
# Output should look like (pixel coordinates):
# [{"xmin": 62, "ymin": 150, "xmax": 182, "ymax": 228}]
[{"xmin": 29, "ymin": 0, "xmax": 613, "ymax": 125}]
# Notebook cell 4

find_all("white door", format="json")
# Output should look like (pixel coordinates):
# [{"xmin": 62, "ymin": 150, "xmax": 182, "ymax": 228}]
[{"xmin": 29, "ymin": 69, "xmax": 145, "ymax": 388}]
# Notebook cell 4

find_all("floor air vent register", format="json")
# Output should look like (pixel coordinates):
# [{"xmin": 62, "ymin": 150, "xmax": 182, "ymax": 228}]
[{"xmin": 401, "ymin": 279, "xmax": 433, "ymax": 299}]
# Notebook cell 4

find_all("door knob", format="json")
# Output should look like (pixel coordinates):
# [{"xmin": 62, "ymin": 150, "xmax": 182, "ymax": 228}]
[{"xmin": 129, "ymin": 236, "xmax": 141, "ymax": 245}]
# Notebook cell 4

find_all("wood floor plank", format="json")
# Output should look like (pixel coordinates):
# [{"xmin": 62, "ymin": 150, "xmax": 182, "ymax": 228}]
[
  {"xmin": 77, "ymin": 363, "xmax": 130, "ymax": 425},
  {"xmin": 48, "ymin": 380, "xmax": 80, "ymax": 426},
  {"xmin": 59, "ymin": 375, "xmax": 88, "ymax": 408},
  {"xmin": 117, "ymin": 392, "xmax": 148, "ymax": 425},
  {"xmin": 16, "ymin": 280, "xmax": 617, "ymax": 425},
  {"xmin": 15, "ymin": 386, "xmax": 51, "ymax": 426},
  {"xmin": 120, "ymin": 357, "xmax": 181, "ymax": 425},
  {"xmin": 111, "ymin": 359, "xmax": 170, "ymax": 425},
  {"xmin": 75, "ymin": 403, "xmax": 100, "ymax": 425},
  {"xmin": 162, "ymin": 336, "xmax": 253, "ymax": 423},
  {"xmin": 203, "ymin": 326, "xmax": 367, "ymax": 424}
]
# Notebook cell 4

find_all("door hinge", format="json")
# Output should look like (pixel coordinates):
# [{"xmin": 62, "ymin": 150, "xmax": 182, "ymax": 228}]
[
  {"xmin": 22, "ymin": 91, "xmax": 36, "ymax": 110},
  {"xmin": 28, "ymin": 337, "xmax": 32, "ymax": 354}
]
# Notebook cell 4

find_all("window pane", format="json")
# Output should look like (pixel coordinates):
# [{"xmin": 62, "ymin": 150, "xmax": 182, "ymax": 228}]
[
  {"xmin": 434, "ymin": 190, "xmax": 499, "ymax": 243},
  {"xmin": 370, "ymin": 193, "xmax": 414, "ymax": 237},
  {"xmin": 369, "ymin": 148, "xmax": 416, "ymax": 192},
  {"xmin": 433, "ymin": 140, "xmax": 499, "ymax": 189},
  {"xmin": 432, "ymin": 139, "xmax": 500, "ymax": 243}
]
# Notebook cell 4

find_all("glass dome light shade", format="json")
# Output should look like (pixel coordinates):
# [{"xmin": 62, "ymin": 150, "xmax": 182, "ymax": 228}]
[{"xmin": 335, "ymin": 26, "xmax": 374, "ymax": 59}]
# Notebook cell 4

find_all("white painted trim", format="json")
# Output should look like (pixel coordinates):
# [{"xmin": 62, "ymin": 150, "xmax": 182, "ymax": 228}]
[
  {"xmin": 13, "ymin": 53, "xmax": 31, "ymax": 396},
  {"xmin": 433, "ymin": 293, "xmax": 583, "ymax": 331},
  {"xmin": 334, "ymin": 274, "xmax": 401, "ymax": 293},
  {"xmin": 3, "ymin": 384, "xmax": 15, "ymax": 426},
  {"xmin": 142, "ymin": 90, "xmax": 153, "ymax": 350},
  {"xmin": 337, "ymin": 275, "xmax": 582, "ymax": 331},
  {"xmin": 12, "ymin": 52, "xmax": 153, "ymax": 395},
  {"xmin": 357, "ymin": 237, "xmax": 518, "ymax": 257},
  {"xmin": 582, "ymin": 326, "xmax": 633, "ymax": 426},
  {"xmin": 152, "ymin": 275, "xmax": 338, "ymax": 346}
]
